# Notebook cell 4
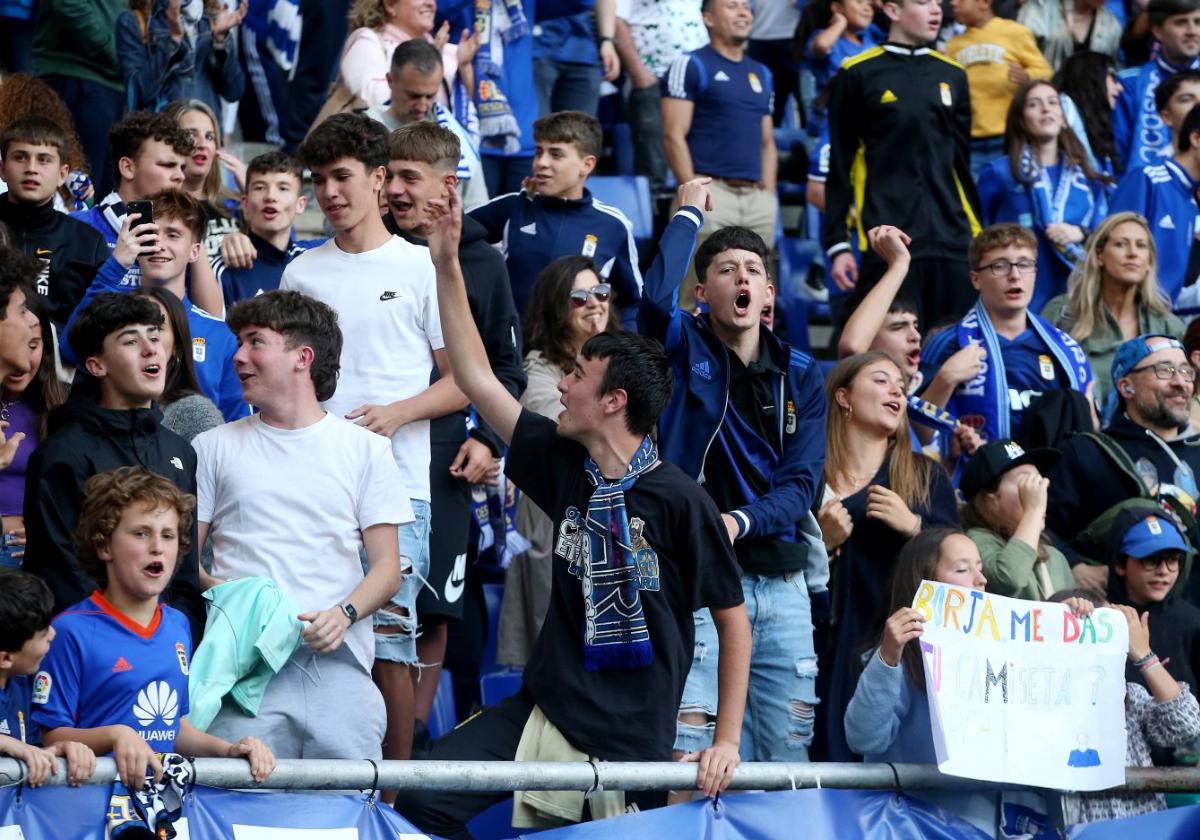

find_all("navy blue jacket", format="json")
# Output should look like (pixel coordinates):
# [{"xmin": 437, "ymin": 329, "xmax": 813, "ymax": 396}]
[
  {"xmin": 639, "ymin": 206, "xmax": 827, "ymax": 564},
  {"xmin": 468, "ymin": 187, "xmax": 642, "ymax": 330},
  {"xmin": 213, "ymin": 230, "xmax": 324, "ymax": 304},
  {"xmin": 115, "ymin": 0, "xmax": 245, "ymax": 114}
]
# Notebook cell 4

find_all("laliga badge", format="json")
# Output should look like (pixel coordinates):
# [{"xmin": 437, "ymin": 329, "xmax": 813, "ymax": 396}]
[
  {"xmin": 193, "ymin": 337, "xmax": 206, "ymax": 363},
  {"xmin": 176, "ymin": 642, "xmax": 189, "ymax": 676},
  {"xmin": 1038, "ymin": 354, "xmax": 1055, "ymax": 380},
  {"xmin": 940, "ymin": 82, "xmax": 952, "ymax": 106},
  {"xmin": 32, "ymin": 671, "xmax": 51, "ymax": 704},
  {"xmin": 785, "ymin": 400, "xmax": 797, "ymax": 434},
  {"xmin": 582, "ymin": 234, "xmax": 598, "ymax": 258},
  {"xmin": 748, "ymin": 72, "xmax": 763, "ymax": 94}
]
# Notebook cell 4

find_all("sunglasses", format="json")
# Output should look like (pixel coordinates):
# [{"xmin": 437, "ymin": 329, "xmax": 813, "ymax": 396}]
[{"xmin": 569, "ymin": 284, "xmax": 612, "ymax": 308}]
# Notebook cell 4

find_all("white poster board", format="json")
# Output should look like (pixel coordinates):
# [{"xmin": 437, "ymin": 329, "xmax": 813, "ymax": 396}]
[{"xmin": 912, "ymin": 580, "xmax": 1129, "ymax": 790}]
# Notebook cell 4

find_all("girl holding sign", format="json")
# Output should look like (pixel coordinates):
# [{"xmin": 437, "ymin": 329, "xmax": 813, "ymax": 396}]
[
  {"xmin": 815, "ymin": 353, "xmax": 959, "ymax": 761},
  {"xmin": 843, "ymin": 527, "xmax": 999, "ymax": 834}
]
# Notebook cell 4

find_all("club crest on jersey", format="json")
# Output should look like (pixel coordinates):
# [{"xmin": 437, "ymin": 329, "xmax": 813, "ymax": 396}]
[
  {"xmin": 785, "ymin": 400, "xmax": 797, "ymax": 434},
  {"xmin": 582, "ymin": 234, "xmax": 598, "ymax": 258},
  {"xmin": 940, "ymin": 82, "xmax": 952, "ymax": 106},
  {"xmin": 32, "ymin": 671, "xmax": 51, "ymax": 704},
  {"xmin": 748, "ymin": 72, "xmax": 763, "ymax": 94},
  {"xmin": 192, "ymin": 336, "xmax": 206, "ymax": 363},
  {"xmin": 176, "ymin": 642, "xmax": 189, "ymax": 676}
]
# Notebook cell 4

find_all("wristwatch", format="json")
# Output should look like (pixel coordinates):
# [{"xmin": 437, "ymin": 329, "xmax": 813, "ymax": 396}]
[{"xmin": 340, "ymin": 603, "xmax": 359, "ymax": 624}]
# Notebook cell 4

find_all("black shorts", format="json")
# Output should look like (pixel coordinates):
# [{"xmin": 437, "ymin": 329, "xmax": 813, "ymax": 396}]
[{"xmin": 421, "ymin": 439, "xmax": 473, "ymax": 621}]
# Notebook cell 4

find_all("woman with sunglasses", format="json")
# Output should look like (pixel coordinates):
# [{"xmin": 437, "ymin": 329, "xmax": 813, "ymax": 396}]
[{"xmin": 496, "ymin": 255, "xmax": 618, "ymax": 666}]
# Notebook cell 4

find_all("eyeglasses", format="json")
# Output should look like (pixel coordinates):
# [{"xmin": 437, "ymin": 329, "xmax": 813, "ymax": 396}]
[
  {"xmin": 569, "ymin": 284, "xmax": 612, "ymax": 308},
  {"xmin": 974, "ymin": 259, "xmax": 1037, "ymax": 278},
  {"xmin": 1125, "ymin": 362, "xmax": 1197, "ymax": 382},
  {"xmin": 1135, "ymin": 552, "xmax": 1183, "ymax": 572}
]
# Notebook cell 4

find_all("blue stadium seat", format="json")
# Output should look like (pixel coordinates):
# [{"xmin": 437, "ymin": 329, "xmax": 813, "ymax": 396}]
[
  {"xmin": 426, "ymin": 669, "xmax": 458, "ymax": 740},
  {"xmin": 480, "ymin": 668, "xmax": 524, "ymax": 707},
  {"xmin": 588, "ymin": 175, "xmax": 654, "ymax": 243},
  {"xmin": 482, "ymin": 582, "xmax": 505, "ymax": 676}
]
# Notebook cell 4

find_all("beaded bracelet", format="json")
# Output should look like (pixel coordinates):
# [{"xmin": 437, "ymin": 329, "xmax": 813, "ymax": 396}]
[{"xmin": 1132, "ymin": 651, "xmax": 1157, "ymax": 668}]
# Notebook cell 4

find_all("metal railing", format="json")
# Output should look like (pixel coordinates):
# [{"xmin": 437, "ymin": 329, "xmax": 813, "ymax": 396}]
[{"xmin": 4, "ymin": 758, "xmax": 1200, "ymax": 793}]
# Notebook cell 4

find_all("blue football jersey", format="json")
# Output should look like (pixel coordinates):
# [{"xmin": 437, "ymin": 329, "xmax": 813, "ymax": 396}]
[
  {"xmin": 0, "ymin": 673, "xmax": 35, "ymax": 744},
  {"xmin": 31, "ymin": 593, "xmax": 192, "ymax": 752}
]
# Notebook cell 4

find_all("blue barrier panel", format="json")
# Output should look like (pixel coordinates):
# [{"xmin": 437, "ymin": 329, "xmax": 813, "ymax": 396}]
[{"xmin": 0, "ymin": 784, "xmax": 434, "ymax": 838}]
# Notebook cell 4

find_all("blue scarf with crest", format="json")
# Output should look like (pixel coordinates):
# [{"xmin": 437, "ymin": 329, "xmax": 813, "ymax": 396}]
[
  {"xmin": 953, "ymin": 301, "xmax": 1092, "ymax": 441},
  {"xmin": 579, "ymin": 436, "xmax": 658, "ymax": 671}
]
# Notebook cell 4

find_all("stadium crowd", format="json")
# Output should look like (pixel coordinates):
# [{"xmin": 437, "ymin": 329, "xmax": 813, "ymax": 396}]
[{"xmin": 6, "ymin": 0, "xmax": 1200, "ymax": 836}]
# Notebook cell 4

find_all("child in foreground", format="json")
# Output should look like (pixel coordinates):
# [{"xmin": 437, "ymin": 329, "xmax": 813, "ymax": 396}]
[
  {"xmin": 0, "ymin": 568, "xmax": 94, "ymax": 786},
  {"xmin": 32, "ymin": 466, "xmax": 274, "ymax": 789}
]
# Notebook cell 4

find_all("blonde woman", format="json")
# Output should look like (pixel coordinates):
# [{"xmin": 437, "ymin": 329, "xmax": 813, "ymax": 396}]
[
  {"xmin": 814, "ymin": 352, "xmax": 958, "ymax": 761},
  {"xmin": 339, "ymin": 0, "xmax": 478, "ymax": 108},
  {"xmin": 1042, "ymin": 211, "xmax": 1183, "ymax": 411}
]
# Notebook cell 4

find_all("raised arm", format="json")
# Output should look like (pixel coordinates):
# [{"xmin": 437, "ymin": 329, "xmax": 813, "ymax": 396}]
[
  {"xmin": 838, "ymin": 226, "xmax": 911, "ymax": 358},
  {"xmin": 425, "ymin": 188, "xmax": 522, "ymax": 444}
]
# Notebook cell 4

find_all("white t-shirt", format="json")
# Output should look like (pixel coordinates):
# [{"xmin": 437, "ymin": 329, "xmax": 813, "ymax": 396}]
[
  {"xmin": 193, "ymin": 412, "xmax": 413, "ymax": 671},
  {"xmin": 280, "ymin": 235, "xmax": 444, "ymax": 501}
]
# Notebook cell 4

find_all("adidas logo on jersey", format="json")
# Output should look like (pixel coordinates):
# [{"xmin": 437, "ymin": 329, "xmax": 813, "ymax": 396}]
[
  {"xmin": 714, "ymin": 70, "xmax": 730, "ymax": 82},
  {"xmin": 1160, "ymin": 214, "xmax": 1176, "ymax": 230},
  {"xmin": 134, "ymin": 681, "xmax": 179, "ymax": 728},
  {"xmin": 880, "ymin": 89, "xmax": 898, "ymax": 104},
  {"xmin": 112, "ymin": 657, "xmax": 133, "ymax": 673},
  {"xmin": 692, "ymin": 361, "xmax": 713, "ymax": 380},
  {"xmin": 520, "ymin": 222, "xmax": 537, "ymax": 235}
]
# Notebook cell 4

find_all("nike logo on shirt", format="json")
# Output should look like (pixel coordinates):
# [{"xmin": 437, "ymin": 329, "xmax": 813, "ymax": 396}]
[{"xmin": 380, "ymin": 291, "xmax": 399, "ymax": 301}]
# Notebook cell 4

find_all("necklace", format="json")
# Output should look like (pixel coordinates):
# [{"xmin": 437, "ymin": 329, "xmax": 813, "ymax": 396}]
[{"xmin": 0, "ymin": 396, "xmax": 15, "ymax": 423}]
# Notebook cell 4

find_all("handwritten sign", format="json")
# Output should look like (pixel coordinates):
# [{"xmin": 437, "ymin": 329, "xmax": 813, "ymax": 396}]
[{"xmin": 912, "ymin": 580, "xmax": 1129, "ymax": 790}]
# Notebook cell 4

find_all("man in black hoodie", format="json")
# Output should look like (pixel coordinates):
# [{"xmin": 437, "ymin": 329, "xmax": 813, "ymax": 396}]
[
  {"xmin": 22, "ymin": 293, "xmax": 205, "ymax": 641},
  {"xmin": 1050, "ymin": 335, "xmax": 1200, "ymax": 592},
  {"xmin": 0, "ymin": 116, "xmax": 108, "ymax": 330},
  {"xmin": 382, "ymin": 121, "xmax": 526, "ymax": 732}
]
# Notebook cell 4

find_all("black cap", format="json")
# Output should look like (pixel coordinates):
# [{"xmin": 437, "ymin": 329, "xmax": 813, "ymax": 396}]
[{"xmin": 960, "ymin": 440, "xmax": 1061, "ymax": 501}]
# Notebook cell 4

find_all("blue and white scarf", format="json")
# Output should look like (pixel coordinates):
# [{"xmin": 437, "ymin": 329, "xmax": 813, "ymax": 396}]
[
  {"xmin": 474, "ymin": 0, "xmax": 527, "ymax": 154},
  {"xmin": 1019, "ymin": 147, "xmax": 1095, "ymax": 271},
  {"xmin": 580, "ymin": 436, "xmax": 658, "ymax": 671},
  {"xmin": 953, "ymin": 301, "xmax": 1092, "ymax": 441}
]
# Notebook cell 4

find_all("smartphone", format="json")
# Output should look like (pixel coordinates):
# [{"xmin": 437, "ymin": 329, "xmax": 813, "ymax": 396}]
[{"xmin": 127, "ymin": 200, "xmax": 154, "ymax": 226}]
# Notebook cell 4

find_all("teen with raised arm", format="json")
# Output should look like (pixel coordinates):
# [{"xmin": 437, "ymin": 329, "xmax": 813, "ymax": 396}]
[{"xmin": 393, "ymin": 187, "xmax": 751, "ymax": 838}]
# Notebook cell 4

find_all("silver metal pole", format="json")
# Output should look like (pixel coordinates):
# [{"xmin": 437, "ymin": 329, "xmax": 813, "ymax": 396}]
[{"xmin": 4, "ymin": 758, "xmax": 1200, "ymax": 793}]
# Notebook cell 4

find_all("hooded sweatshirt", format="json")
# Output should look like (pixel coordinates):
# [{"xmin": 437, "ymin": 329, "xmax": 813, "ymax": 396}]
[
  {"xmin": 1048, "ymin": 413, "xmax": 1200, "ymax": 561},
  {"xmin": 0, "ymin": 194, "xmax": 108, "ymax": 328},
  {"xmin": 387, "ymin": 213, "xmax": 526, "ymax": 452},
  {"xmin": 22, "ymin": 385, "xmax": 205, "ymax": 642},
  {"xmin": 1108, "ymin": 574, "xmax": 1200, "ymax": 697}
]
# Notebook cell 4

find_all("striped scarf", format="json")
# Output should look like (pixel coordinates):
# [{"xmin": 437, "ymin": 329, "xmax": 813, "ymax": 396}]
[{"xmin": 580, "ymin": 436, "xmax": 658, "ymax": 671}]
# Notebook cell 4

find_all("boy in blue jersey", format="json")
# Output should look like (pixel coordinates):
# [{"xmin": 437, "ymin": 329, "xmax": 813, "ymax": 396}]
[
  {"xmin": 468, "ymin": 110, "xmax": 643, "ymax": 330},
  {"xmin": 211, "ymin": 151, "xmax": 324, "ymax": 304},
  {"xmin": 1113, "ymin": 0, "xmax": 1200, "ymax": 171},
  {"xmin": 33, "ymin": 467, "xmax": 274, "ymax": 789},
  {"xmin": 918, "ymin": 223, "xmax": 1094, "ymax": 446},
  {"xmin": 70, "ymin": 112, "xmax": 191, "ymax": 252},
  {"xmin": 1110, "ymin": 104, "xmax": 1200, "ymax": 302},
  {"xmin": 662, "ymin": 0, "xmax": 778, "ymax": 310},
  {"xmin": 0, "ymin": 568, "xmax": 94, "ymax": 787},
  {"xmin": 639, "ymin": 178, "xmax": 826, "ymax": 763},
  {"xmin": 61, "ymin": 190, "xmax": 250, "ymax": 422}
]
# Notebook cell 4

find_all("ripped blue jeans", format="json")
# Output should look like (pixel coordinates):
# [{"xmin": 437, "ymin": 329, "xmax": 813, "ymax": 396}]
[{"xmin": 675, "ymin": 572, "xmax": 819, "ymax": 761}]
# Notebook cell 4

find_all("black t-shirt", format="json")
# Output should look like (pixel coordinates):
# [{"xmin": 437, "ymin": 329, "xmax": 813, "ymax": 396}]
[{"xmin": 506, "ymin": 409, "xmax": 745, "ymax": 761}]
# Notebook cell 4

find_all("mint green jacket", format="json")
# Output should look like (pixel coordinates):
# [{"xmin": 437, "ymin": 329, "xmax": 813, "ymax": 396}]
[{"xmin": 188, "ymin": 578, "xmax": 305, "ymax": 731}]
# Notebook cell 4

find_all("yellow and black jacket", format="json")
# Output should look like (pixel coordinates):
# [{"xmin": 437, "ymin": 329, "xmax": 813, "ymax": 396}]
[{"xmin": 822, "ymin": 43, "xmax": 982, "ymax": 262}]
